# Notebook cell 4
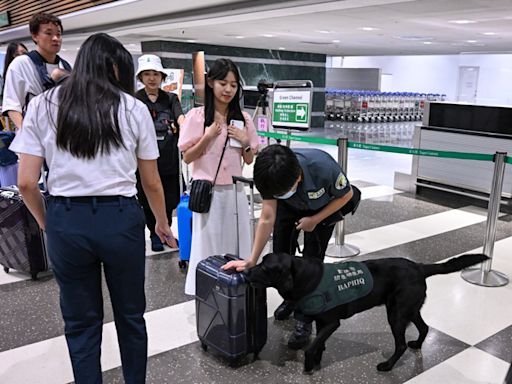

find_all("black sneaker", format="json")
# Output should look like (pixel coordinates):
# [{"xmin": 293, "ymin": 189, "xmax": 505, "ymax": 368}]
[
  {"xmin": 287, "ymin": 320, "xmax": 312, "ymax": 350},
  {"xmin": 151, "ymin": 235, "xmax": 164, "ymax": 252},
  {"xmin": 274, "ymin": 300, "xmax": 295, "ymax": 320}
]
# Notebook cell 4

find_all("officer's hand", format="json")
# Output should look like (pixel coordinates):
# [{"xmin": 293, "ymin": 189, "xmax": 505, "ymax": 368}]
[
  {"xmin": 222, "ymin": 259, "xmax": 255, "ymax": 272},
  {"xmin": 296, "ymin": 216, "xmax": 318, "ymax": 232}
]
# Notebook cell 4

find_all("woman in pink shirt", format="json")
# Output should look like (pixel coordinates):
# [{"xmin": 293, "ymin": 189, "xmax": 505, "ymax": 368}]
[{"xmin": 178, "ymin": 58, "xmax": 258, "ymax": 295}]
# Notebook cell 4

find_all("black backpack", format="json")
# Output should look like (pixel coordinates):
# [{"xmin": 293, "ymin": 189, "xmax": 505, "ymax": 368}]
[
  {"xmin": 27, "ymin": 51, "xmax": 72, "ymax": 91},
  {"xmin": 150, "ymin": 96, "xmax": 179, "ymax": 175},
  {"xmin": 24, "ymin": 51, "xmax": 72, "ymax": 110}
]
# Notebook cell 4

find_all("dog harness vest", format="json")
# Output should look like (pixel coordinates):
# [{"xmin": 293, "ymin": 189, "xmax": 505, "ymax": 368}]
[{"xmin": 296, "ymin": 262, "xmax": 373, "ymax": 316}]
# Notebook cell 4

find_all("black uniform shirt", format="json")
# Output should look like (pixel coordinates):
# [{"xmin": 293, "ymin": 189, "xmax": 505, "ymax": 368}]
[{"xmin": 262, "ymin": 148, "xmax": 351, "ymax": 211}]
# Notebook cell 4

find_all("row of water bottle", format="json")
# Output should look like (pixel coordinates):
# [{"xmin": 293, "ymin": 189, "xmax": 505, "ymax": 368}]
[{"xmin": 325, "ymin": 90, "xmax": 446, "ymax": 123}]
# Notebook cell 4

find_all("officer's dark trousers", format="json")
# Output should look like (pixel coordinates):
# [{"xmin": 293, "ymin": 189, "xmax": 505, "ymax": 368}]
[
  {"xmin": 46, "ymin": 196, "xmax": 147, "ymax": 384},
  {"xmin": 273, "ymin": 202, "xmax": 337, "ymax": 261},
  {"xmin": 273, "ymin": 202, "xmax": 339, "ymax": 324}
]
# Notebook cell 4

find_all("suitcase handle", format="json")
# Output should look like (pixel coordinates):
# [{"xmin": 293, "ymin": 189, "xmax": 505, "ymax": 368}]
[
  {"xmin": 223, "ymin": 254, "xmax": 239, "ymax": 262},
  {"xmin": 232, "ymin": 176, "xmax": 254, "ymax": 189}
]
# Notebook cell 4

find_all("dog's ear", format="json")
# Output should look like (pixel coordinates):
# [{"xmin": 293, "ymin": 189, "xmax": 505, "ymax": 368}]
[{"xmin": 270, "ymin": 253, "xmax": 295, "ymax": 294}]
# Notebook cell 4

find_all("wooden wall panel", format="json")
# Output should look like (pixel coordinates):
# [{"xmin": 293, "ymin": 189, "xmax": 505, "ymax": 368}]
[{"xmin": 0, "ymin": 0, "xmax": 117, "ymax": 32}]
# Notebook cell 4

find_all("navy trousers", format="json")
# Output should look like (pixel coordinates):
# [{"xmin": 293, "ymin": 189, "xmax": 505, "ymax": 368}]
[
  {"xmin": 46, "ymin": 196, "xmax": 147, "ymax": 384},
  {"xmin": 273, "ymin": 202, "xmax": 336, "ymax": 262}
]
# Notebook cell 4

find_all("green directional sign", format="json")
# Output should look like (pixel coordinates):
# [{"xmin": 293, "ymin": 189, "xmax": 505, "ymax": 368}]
[{"xmin": 272, "ymin": 90, "xmax": 311, "ymax": 129}]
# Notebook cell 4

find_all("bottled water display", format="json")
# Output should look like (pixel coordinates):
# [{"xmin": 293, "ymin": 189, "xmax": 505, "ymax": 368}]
[{"xmin": 325, "ymin": 90, "xmax": 446, "ymax": 123}]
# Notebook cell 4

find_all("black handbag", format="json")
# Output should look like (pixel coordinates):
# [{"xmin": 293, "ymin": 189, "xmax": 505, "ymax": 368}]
[{"xmin": 188, "ymin": 136, "xmax": 229, "ymax": 213}]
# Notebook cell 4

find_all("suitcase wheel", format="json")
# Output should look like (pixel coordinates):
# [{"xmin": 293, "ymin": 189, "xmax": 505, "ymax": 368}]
[
  {"xmin": 31, "ymin": 272, "xmax": 39, "ymax": 281},
  {"xmin": 200, "ymin": 342, "xmax": 207, "ymax": 351},
  {"xmin": 178, "ymin": 260, "xmax": 188, "ymax": 269},
  {"xmin": 228, "ymin": 358, "xmax": 239, "ymax": 368},
  {"xmin": 3, "ymin": 267, "xmax": 9, "ymax": 274}
]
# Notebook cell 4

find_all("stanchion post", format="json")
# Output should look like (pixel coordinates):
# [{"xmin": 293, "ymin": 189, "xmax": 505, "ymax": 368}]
[
  {"xmin": 461, "ymin": 151, "xmax": 509, "ymax": 287},
  {"xmin": 325, "ymin": 137, "xmax": 360, "ymax": 258}
]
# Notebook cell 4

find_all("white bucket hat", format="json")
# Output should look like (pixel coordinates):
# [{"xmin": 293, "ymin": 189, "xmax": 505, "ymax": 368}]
[{"xmin": 136, "ymin": 54, "xmax": 167, "ymax": 79}]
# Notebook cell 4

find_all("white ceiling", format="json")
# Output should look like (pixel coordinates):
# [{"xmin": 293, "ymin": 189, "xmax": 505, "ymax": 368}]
[{"xmin": 2, "ymin": 0, "xmax": 512, "ymax": 56}]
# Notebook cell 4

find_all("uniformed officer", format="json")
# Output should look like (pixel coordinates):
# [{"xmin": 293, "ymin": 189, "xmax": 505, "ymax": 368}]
[{"xmin": 224, "ymin": 144, "xmax": 359, "ymax": 349}]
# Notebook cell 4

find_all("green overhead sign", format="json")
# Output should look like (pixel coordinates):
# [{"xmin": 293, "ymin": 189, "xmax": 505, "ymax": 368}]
[{"xmin": 0, "ymin": 12, "xmax": 10, "ymax": 28}]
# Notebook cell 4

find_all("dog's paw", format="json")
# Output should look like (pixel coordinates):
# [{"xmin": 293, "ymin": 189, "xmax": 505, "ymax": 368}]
[
  {"xmin": 376, "ymin": 361, "xmax": 394, "ymax": 372},
  {"xmin": 304, "ymin": 356, "xmax": 315, "ymax": 373},
  {"xmin": 407, "ymin": 340, "xmax": 423, "ymax": 350}
]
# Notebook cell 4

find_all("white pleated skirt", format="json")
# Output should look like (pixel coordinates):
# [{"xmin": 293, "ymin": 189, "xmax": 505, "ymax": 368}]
[{"xmin": 184, "ymin": 184, "xmax": 252, "ymax": 295}]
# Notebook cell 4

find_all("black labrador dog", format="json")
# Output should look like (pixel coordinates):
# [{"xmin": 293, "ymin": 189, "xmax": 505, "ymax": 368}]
[{"xmin": 246, "ymin": 252, "xmax": 487, "ymax": 373}]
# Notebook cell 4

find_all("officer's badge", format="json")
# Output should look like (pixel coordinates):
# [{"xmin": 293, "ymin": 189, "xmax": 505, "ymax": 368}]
[
  {"xmin": 335, "ymin": 172, "xmax": 347, "ymax": 190},
  {"xmin": 308, "ymin": 188, "xmax": 325, "ymax": 199}
]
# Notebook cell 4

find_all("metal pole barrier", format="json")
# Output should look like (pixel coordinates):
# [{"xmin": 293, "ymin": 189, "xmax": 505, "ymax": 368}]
[
  {"xmin": 461, "ymin": 151, "xmax": 509, "ymax": 287},
  {"xmin": 326, "ymin": 137, "xmax": 360, "ymax": 258}
]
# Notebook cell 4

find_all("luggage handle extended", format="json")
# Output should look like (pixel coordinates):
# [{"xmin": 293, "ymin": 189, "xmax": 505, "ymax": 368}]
[
  {"xmin": 232, "ymin": 176, "xmax": 254, "ymax": 189},
  {"xmin": 232, "ymin": 176, "xmax": 255, "ymax": 257}
]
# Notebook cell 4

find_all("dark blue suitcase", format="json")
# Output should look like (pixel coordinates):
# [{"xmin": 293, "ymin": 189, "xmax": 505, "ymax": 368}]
[
  {"xmin": 0, "ymin": 188, "xmax": 49, "ymax": 280},
  {"xmin": 196, "ymin": 254, "xmax": 267, "ymax": 364}
]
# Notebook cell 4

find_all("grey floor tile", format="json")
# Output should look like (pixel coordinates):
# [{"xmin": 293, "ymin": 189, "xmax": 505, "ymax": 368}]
[
  {"xmin": 346, "ymin": 192, "xmax": 461, "ymax": 235},
  {"xmin": 101, "ymin": 307, "xmax": 469, "ymax": 384},
  {"xmin": 0, "ymin": 250, "xmax": 187, "ymax": 352},
  {"xmin": 475, "ymin": 324, "xmax": 512, "ymax": 364},
  {"xmin": 353, "ymin": 217, "xmax": 512, "ymax": 265}
]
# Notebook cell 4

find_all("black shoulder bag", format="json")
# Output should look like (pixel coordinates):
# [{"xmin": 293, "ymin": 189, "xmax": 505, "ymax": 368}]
[{"xmin": 188, "ymin": 135, "xmax": 229, "ymax": 213}]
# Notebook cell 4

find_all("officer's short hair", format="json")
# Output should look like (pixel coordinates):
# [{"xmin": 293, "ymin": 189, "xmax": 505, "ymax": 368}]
[{"xmin": 254, "ymin": 145, "xmax": 301, "ymax": 197}]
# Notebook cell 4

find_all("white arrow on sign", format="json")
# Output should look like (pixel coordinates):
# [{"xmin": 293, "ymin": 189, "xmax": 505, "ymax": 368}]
[{"xmin": 296, "ymin": 107, "xmax": 306, "ymax": 119}]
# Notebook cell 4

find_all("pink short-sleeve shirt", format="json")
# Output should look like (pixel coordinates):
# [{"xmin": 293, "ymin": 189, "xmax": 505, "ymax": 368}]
[{"xmin": 178, "ymin": 107, "xmax": 259, "ymax": 185}]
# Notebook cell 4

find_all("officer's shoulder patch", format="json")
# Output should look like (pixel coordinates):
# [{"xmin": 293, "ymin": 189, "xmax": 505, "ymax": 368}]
[{"xmin": 335, "ymin": 172, "xmax": 347, "ymax": 190}]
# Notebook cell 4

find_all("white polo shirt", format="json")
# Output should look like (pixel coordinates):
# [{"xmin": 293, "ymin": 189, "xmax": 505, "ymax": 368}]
[
  {"xmin": 1, "ymin": 55, "xmax": 47, "ymax": 114},
  {"xmin": 10, "ymin": 88, "xmax": 159, "ymax": 197}
]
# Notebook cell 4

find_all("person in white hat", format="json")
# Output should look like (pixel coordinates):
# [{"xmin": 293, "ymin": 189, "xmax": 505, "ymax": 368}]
[{"xmin": 135, "ymin": 54, "xmax": 185, "ymax": 252}]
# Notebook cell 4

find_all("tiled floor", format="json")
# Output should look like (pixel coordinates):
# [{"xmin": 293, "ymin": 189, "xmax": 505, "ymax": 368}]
[{"xmin": 1, "ymin": 123, "xmax": 511, "ymax": 383}]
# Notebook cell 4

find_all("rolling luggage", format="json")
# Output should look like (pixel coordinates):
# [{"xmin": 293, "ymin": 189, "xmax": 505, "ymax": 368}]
[
  {"xmin": 177, "ymin": 153, "xmax": 192, "ymax": 269},
  {"xmin": 196, "ymin": 255, "xmax": 267, "ymax": 364},
  {"xmin": 0, "ymin": 187, "xmax": 49, "ymax": 280},
  {"xmin": 195, "ymin": 176, "xmax": 267, "ymax": 364}
]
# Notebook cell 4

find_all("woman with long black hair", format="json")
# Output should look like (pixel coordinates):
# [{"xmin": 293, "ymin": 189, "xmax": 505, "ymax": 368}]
[
  {"xmin": 1, "ymin": 42, "xmax": 28, "ymax": 105},
  {"xmin": 0, "ymin": 42, "xmax": 28, "ymax": 187},
  {"xmin": 178, "ymin": 58, "xmax": 259, "ymax": 295},
  {"xmin": 10, "ymin": 33, "xmax": 176, "ymax": 384}
]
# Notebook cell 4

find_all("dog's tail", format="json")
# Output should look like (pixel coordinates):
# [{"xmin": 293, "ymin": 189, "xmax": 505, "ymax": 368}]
[{"xmin": 422, "ymin": 253, "xmax": 488, "ymax": 278}]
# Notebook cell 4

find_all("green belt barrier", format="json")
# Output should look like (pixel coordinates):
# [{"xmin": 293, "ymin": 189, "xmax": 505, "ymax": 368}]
[
  {"xmin": 257, "ymin": 130, "xmax": 501, "ymax": 162},
  {"xmin": 348, "ymin": 142, "xmax": 494, "ymax": 161},
  {"xmin": 257, "ymin": 130, "xmax": 337, "ymax": 146}
]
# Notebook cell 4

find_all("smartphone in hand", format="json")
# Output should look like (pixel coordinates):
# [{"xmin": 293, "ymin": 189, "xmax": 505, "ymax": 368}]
[{"xmin": 229, "ymin": 119, "xmax": 244, "ymax": 148}]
